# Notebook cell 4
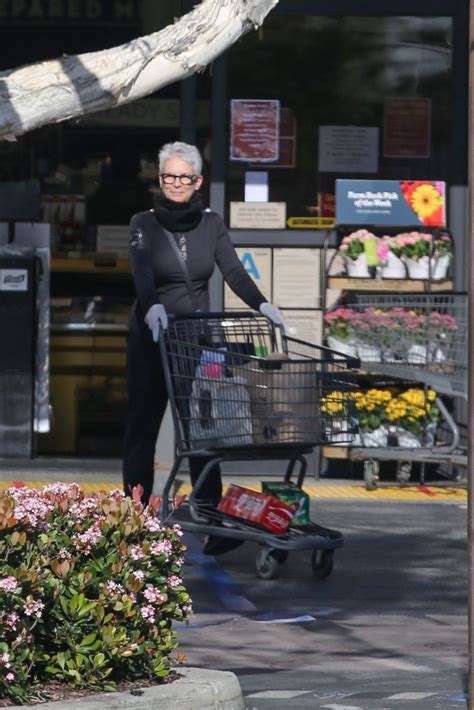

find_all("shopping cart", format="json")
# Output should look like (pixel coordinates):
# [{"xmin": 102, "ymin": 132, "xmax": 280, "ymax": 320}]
[
  {"xmin": 325, "ymin": 293, "xmax": 467, "ymax": 489},
  {"xmin": 158, "ymin": 311, "xmax": 359, "ymax": 580}
]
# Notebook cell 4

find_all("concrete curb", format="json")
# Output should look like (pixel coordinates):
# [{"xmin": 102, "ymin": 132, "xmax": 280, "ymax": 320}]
[{"xmin": 7, "ymin": 668, "xmax": 245, "ymax": 710}]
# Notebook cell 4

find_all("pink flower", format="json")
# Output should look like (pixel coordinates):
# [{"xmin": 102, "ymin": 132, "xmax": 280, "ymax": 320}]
[
  {"xmin": 167, "ymin": 575, "xmax": 182, "ymax": 588},
  {"xmin": 0, "ymin": 577, "xmax": 18, "ymax": 593},
  {"xmin": 143, "ymin": 587, "xmax": 166, "ymax": 604},
  {"xmin": 140, "ymin": 605, "xmax": 156, "ymax": 623},
  {"xmin": 6, "ymin": 672, "xmax": 15, "ymax": 682}
]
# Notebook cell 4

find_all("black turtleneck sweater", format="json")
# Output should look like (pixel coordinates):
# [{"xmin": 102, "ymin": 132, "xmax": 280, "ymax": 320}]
[{"xmin": 128, "ymin": 194, "xmax": 267, "ymax": 325}]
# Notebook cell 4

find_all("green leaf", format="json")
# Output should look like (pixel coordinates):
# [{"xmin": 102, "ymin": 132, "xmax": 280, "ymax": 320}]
[{"xmin": 80, "ymin": 632, "xmax": 98, "ymax": 647}]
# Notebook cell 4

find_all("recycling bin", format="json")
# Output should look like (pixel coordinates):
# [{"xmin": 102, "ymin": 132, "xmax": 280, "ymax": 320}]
[{"xmin": 0, "ymin": 247, "xmax": 38, "ymax": 456}]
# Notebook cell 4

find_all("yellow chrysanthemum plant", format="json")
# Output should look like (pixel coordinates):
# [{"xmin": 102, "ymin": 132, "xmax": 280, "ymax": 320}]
[{"xmin": 321, "ymin": 387, "xmax": 439, "ymax": 440}]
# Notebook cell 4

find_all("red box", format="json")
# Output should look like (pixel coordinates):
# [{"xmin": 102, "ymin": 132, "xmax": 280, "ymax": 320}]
[{"xmin": 217, "ymin": 484, "xmax": 298, "ymax": 534}]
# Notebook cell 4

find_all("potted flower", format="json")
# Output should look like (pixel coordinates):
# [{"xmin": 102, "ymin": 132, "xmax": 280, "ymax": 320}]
[
  {"xmin": 424, "ymin": 310, "xmax": 458, "ymax": 362},
  {"xmin": 385, "ymin": 387, "xmax": 439, "ymax": 446},
  {"xmin": 377, "ymin": 236, "xmax": 407, "ymax": 279},
  {"xmin": 431, "ymin": 233, "xmax": 453, "ymax": 279},
  {"xmin": 337, "ymin": 229, "xmax": 377, "ymax": 278},
  {"xmin": 323, "ymin": 307, "xmax": 358, "ymax": 357},
  {"xmin": 347, "ymin": 308, "xmax": 383, "ymax": 362},
  {"xmin": 387, "ymin": 232, "xmax": 451, "ymax": 280},
  {"xmin": 320, "ymin": 390, "xmax": 359, "ymax": 445},
  {"xmin": 351, "ymin": 388, "xmax": 393, "ymax": 446}
]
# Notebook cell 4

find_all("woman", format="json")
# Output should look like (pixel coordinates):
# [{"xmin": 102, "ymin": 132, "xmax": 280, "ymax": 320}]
[{"xmin": 123, "ymin": 141, "xmax": 285, "ymax": 547}]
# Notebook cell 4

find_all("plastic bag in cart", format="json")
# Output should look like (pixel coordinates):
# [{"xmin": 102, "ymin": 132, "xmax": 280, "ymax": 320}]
[{"xmin": 188, "ymin": 351, "xmax": 253, "ymax": 448}]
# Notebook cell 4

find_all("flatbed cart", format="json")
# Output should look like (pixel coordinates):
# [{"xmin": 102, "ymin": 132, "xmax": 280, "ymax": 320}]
[
  {"xmin": 323, "ymin": 293, "xmax": 467, "ymax": 490},
  {"xmin": 158, "ymin": 311, "xmax": 359, "ymax": 580}
]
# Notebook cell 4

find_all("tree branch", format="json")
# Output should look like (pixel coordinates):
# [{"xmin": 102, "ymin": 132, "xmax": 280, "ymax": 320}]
[{"xmin": 0, "ymin": 0, "xmax": 279, "ymax": 141}]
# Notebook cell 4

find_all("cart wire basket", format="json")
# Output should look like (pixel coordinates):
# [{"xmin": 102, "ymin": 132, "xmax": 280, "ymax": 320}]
[
  {"xmin": 158, "ymin": 311, "xmax": 360, "ymax": 580},
  {"xmin": 341, "ymin": 292, "xmax": 467, "ymax": 399},
  {"xmin": 162, "ymin": 312, "xmax": 359, "ymax": 453}
]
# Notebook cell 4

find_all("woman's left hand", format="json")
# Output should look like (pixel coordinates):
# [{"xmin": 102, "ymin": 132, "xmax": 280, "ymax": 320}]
[{"xmin": 259, "ymin": 302, "xmax": 287, "ymax": 333}]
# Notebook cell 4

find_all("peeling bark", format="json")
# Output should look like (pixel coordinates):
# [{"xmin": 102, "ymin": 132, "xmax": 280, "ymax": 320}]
[{"xmin": 0, "ymin": 0, "xmax": 279, "ymax": 141}]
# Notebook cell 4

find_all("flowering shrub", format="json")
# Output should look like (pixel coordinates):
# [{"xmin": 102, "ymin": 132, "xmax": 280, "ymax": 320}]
[
  {"xmin": 0, "ymin": 483, "xmax": 191, "ymax": 705},
  {"xmin": 337, "ymin": 229, "xmax": 377, "ymax": 261},
  {"xmin": 321, "ymin": 387, "xmax": 439, "ymax": 435}
]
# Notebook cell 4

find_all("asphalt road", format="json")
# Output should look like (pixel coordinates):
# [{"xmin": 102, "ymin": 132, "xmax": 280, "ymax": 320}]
[{"xmin": 177, "ymin": 498, "xmax": 468, "ymax": 710}]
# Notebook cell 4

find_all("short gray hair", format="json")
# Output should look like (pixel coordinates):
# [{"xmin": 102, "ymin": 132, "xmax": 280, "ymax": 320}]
[{"xmin": 158, "ymin": 141, "xmax": 202, "ymax": 175}]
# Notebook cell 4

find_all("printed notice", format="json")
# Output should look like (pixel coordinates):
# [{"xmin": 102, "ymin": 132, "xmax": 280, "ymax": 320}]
[
  {"xmin": 230, "ymin": 99, "xmax": 280, "ymax": 162},
  {"xmin": 282, "ymin": 310, "xmax": 322, "ymax": 346},
  {"xmin": 318, "ymin": 125, "xmax": 379, "ymax": 173},
  {"xmin": 273, "ymin": 248, "xmax": 320, "ymax": 308},
  {"xmin": 384, "ymin": 97, "xmax": 431, "ymax": 158},
  {"xmin": 224, "ymin": 247, "xmax": 272, "ymax": 310},
  {"xmin": 230, "ymin": 202, "xmax": 286, "ymax": 229}
]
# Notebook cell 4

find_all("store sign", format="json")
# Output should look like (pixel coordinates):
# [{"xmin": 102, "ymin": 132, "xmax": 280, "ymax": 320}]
[
  {"xmin": 79, "ymin": 99, "xmax": 210, "ymax": 128},
  {"xmin": 318, "ymin": 126, "xmax": 379, "ymax": 173},
  {"xmin": 383, "ymin": 97, "xmax": 431, "ymax": 158},
  {"xmin": 286, "ymin": 216, "xmax": 335, "ymax": 229},
  {"xmin": 0, "ymin": 0, "xmax": 141, "ymax": 23},
  {"xmin": 224, "ymin": 248, "xmax": 271, "ymax": 310},
  {"xmin": 230, "ymin": 99, "xmax": 280, "ymax": 162},
  {"xmin": 230, "ymin": 202, "xmax": 286, "ymax": 229},
  {"xmin": 336, "ymin": 179, "xmax": 446, "ymax": 227}
]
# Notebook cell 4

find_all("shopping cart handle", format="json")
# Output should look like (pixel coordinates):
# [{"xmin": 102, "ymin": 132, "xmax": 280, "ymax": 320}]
[{"xmin": 167, "ymin": 310, "xmax": 261, "ymax": 322}]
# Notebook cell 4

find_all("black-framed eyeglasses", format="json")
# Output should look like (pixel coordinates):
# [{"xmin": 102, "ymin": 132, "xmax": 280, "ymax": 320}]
[{"xmin": 160, "ymin": 173, "xmax": 197, "ymax": 186}]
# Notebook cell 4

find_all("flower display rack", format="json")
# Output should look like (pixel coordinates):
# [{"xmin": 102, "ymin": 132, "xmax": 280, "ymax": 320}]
[{"xmin": 319, "ymin": 228, "xmax": 466, "ymax": 490}]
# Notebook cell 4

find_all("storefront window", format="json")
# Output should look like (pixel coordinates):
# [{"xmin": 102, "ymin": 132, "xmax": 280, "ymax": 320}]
[{"xmin": 226, "ymin": 15, "xmax": 453, "ymax": 224}]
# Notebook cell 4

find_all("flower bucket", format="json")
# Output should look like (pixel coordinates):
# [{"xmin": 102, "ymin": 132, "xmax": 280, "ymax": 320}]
[
  {"xmin": 324, "ymin": 418, "xmax": 356, "ymax": 445},
  {"xmin": 361, "ymin": 426, "xmax": 387, "ymax": 447},
  {"xmin": 407, "ymin": 343, "xmax": 429, "ymax": 364},
  {"xmin": 345, "ymin": 253, "xmax": 370, "ymax": 278},
  {"xmin": 431, "ymin": 254, "xmax": 450, "ymax": 280},
  {"xmin": 380, "ymin": 251, "xmax": 406, "ymax": 279},
  {"xmin": 404, "ymin": 255, "xmax": 430, "ymax": 280},
  {"xmin": 356, "ymin": 343, "xmax": 382, "ymax": 363},
  {"xmin": 432, "ymin": 347, "xmax": 447, "ymax": 363},
  {"xmin": 397, "ymin": 429, "xmax": 423, "ymax": 448},
  {"xmin": 326, "ymin": 335, "xmax": 358, "ymax": 359}
]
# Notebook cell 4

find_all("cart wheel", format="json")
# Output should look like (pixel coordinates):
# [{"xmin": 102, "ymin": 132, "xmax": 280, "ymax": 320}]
[
  {"xmin": 311, "ymin": 549, "xmax": 334, "ymax": 579},
  {"xmin": 255, "ymin": 547, "xmax": 282, "ymax": 580},
  {"xmin": 364, "ymin": 460, "xmax": 379, "ymax": 491},
  {"xmin": 396, "ymin": 461, "xmax": 412, "ymax": 487}
]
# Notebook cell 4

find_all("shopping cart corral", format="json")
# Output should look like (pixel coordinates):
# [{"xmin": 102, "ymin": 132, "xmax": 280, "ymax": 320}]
[
  {"xmin": 158, "ymin": 312, "xmax": 359, "ymax": 580},
  {"xmin": 323, "ymin": 293, "xmax": 467, "ymax": 490}
]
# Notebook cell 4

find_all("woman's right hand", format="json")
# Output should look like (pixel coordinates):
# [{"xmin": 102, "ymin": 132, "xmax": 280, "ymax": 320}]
[{"xmin": 145, "ymin": 304, "xmax": 168, "ymax": 342}]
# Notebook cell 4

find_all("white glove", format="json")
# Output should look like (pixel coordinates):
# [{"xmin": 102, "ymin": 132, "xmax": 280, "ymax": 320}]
[
  {"xmin": 259, "ymin": 302, "xmax": 287, "ymax": 333},
  {"xmin": 145, "ymin": 304, "xmax": 168, "ymax": 342}
]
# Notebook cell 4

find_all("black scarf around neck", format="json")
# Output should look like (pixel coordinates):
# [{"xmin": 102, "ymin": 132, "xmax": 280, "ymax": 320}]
[{"xmin": 153, "ymin": 191, "xmax": 203, "ymax": 232}]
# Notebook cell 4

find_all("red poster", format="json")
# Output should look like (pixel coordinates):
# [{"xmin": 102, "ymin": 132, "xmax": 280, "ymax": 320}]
[
  {"xmin": 383, "ymin": 97, "xmax": 431, "ymax": 158},
  {"xmin": 230, "ymin": 99, "xmax": 280, "ymax": 162},
  {"xmin": 319, "ymin": 192, "xmax": 336, "ymax": 217}
]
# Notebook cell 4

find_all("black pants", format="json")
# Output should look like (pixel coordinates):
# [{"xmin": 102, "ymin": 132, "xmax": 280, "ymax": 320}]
[{"xmin": 122, "ymin": 328, "xmax": 222, "ymax": 505}]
